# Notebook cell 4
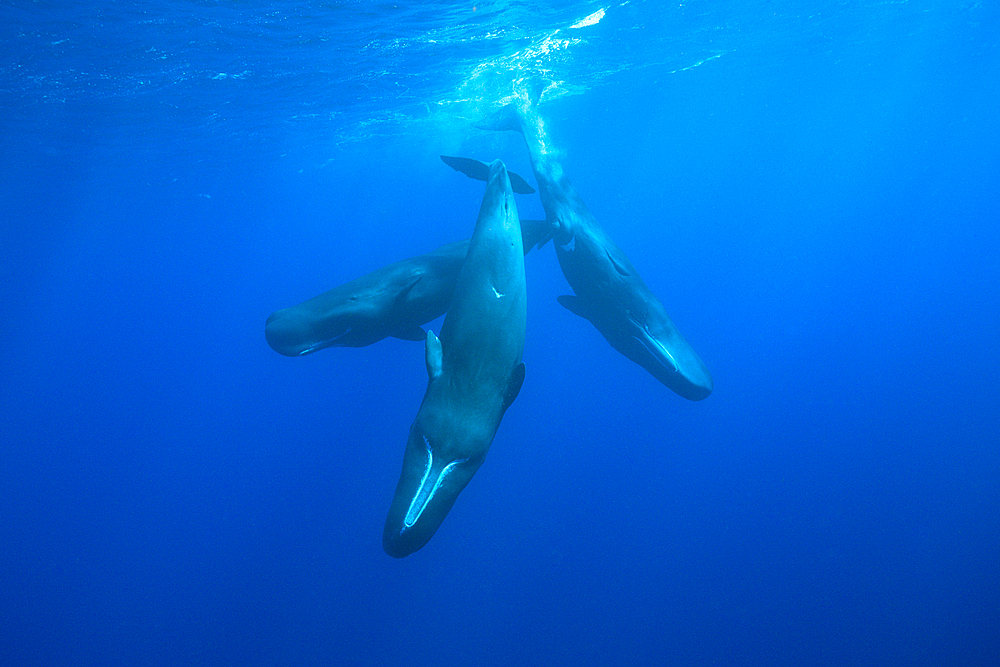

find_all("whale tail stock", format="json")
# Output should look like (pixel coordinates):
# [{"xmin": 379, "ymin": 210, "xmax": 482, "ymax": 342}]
[{"xmin": 440, "ymin": 155, "xmax": 552, "ymax": 251}]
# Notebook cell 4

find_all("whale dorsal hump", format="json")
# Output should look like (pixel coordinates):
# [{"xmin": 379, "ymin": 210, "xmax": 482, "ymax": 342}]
[{"xmin": 425, "ymin": 329, "xmax": 443, "ymax": 381}]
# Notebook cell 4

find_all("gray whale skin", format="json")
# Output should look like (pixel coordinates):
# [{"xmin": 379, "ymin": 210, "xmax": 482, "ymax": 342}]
[
  {"xmin": 383, "ymin": 160, "xmax": 527, "ymax": 558},
  {"xmin": 264, "ymin": 169, "xmax": 542, "ymax": 357},
  {"xmin": 454, "ymin": 97, "xmax": 713, "ymax": 401}
]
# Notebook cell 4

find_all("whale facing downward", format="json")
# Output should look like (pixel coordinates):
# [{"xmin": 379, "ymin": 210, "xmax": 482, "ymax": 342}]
[
  {"xmin": 383, "ymin": 160, "xmax": 527, "ymax": 558},
  {"xmin": 461, "ymin": 98, "xmax": 713, "ymax": 401}
]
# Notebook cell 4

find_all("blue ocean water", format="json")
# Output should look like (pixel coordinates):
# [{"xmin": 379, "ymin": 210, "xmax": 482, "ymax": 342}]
[{"xmin": 2, "ymin": 0, "xmax": 999, "ymax": 664}]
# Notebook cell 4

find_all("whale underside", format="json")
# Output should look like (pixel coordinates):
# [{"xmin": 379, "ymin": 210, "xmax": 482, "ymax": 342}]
[{"xmin": 383, "ymin": 159, "xmax": 527, "ymax": 558}]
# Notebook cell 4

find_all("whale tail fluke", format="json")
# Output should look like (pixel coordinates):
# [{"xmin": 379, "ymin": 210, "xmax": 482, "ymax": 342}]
[
  {"xmin": 440, "ymin": 155, "xmax": 552, "ymax": 251},
  {"xmin": 440, "ymin": 155, "xmax": 534, "ymax": 194}
]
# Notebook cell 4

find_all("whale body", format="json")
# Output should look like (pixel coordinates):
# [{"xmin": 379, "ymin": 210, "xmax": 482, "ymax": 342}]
[
  {"xmin": 265, "ymin": 220, "xmax": 545, "ymax": 357},
  {"xmin": 383, "ymin": 160, "xmax": 527, "ymax": 558},
  {"xmin": 457, "ymin": 99, "xmax": 713, "ymax": 401}
]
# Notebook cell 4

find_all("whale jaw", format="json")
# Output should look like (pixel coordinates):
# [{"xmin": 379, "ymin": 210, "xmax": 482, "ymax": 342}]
[
  {"xmin": 383, "ymin": 430, "xmax": 482, "ymax": 559},
  {"xmin": 402, "ymin": 436, "xmax": 469, "ymax": 530},
  {"xmin": 630, "ymin": 317, "xmax": 713, "ymax": 401},
  {"xmin": 264, "ymin": 309, "xmax": 353, "ymax": 356}
]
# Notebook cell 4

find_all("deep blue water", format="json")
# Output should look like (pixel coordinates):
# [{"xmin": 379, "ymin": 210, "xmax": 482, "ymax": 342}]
[{"xmin": 2, "ymin": 1, "xmax": 999, "ymax": 665}]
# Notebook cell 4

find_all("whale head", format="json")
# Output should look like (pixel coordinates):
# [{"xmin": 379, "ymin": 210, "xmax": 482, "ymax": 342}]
[
  {"xmin": 557, "ymin": 293, "xmax": 713, "ymax": 401},
  {"xmin": 264, "ymin": 306, "xmax": 360, "ymax": 356},
  {"xmin": 626, "ymin": 303, "xmax": 713, "ymax": 401},
  {"xmin": 382, "ymin": 419, "xmax": 487, "ymax": 558}
]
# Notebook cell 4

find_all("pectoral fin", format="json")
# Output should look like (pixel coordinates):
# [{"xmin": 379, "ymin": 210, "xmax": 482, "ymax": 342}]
[
  {"xmin": 391, "ymin": 325, "xmax": 426, "ymax": 342},
  {"xmin": 557, "ymin": 294, "xmax": 595, "ymax": 323},
  {"xmin": 502, "ymin": 362, "xmax": 526, "ymax": 411},
  {"xmin": 507, "ymin": 172, "xmax": 535, "ymax": 195},
  {"xmin": 425, "ymin": 329, "xmax": 443, "ymax": 380}
]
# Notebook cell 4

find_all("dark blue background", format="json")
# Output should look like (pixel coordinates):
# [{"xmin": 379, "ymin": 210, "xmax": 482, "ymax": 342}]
[{"xmin": 2, "ymin": 2, "xmax": 998, "ymax": 665}]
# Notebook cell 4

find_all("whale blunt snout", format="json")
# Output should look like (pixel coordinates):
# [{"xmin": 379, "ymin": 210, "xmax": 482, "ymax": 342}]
[
  {"xmin": 265, "ymin": 309, "xmax": 353, "ymax": 356},
  {"xmin": 264, "ymin": 310, "xmax": 310, "ymax": 356},
  {"xmin": 634, "ymin": 324, "xmax": 713, "ymax": 401},
  {"xmin": 674, "ymin": 372, "xmax": 713, "ymax": 401}
]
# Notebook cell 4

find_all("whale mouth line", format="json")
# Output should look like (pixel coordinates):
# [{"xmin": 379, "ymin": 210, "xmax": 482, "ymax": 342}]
[
  {"xmin": 631, "ymin": 320, "xmax": 679, "ymax": 374},
  {"xmin": 299, "ymin": 326, "xmax": 353, "ymax": 355},
  {"xmin": 402, "ymin": 437, "xmax": 468, "ymax": 531}
]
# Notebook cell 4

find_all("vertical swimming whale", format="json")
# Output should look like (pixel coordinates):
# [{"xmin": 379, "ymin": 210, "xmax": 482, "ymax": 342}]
[
  {"xmin": 453, "ymin": 97, "xmax": 713, "ymax": 401},
  {"xmin": 383, "ymin": 160, "xmax": 527, "ymax": 558}
]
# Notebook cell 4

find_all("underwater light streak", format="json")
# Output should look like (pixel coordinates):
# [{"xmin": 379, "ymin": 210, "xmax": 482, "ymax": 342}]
[{"xmin": 569, "ymin": 7, "xmax": 607, "ymax": 29}]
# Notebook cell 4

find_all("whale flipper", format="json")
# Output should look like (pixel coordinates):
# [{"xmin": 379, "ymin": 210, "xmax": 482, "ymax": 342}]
[
  {"xmin": 503, "ymin": 362, "xmax": 526, "ymax": 411},
  {"xmin": 518, "ymin": 219, "xmax": 551, "ymax": 252},
  {"xmin": 424, "ymin": 329, "xmax": 443, "ymax": 380},
  {"xmin": 556, "ymin": 294, "xmax": 594, "ymax": 322}
]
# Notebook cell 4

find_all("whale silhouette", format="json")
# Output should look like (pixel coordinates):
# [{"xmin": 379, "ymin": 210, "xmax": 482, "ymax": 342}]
[
  {"xmin": 383, "ymin": 160, "xmax": 527, "ymax": 558},
  {"xmin": 449, "ymin": 98, "xmax": 712, "ymax": 401}
]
